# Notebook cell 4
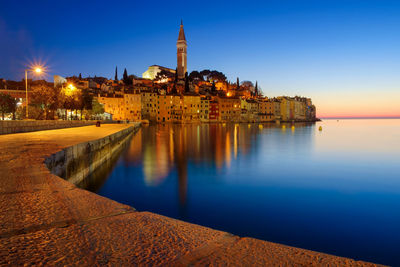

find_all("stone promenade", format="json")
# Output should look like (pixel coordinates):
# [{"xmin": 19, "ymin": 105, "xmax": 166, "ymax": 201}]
[{"xmin": 0, "ymin": 124, "xmax": 383, "ymax": 266}]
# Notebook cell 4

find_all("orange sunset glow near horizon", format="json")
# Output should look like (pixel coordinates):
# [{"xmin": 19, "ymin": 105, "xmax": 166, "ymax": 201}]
[{"xmin": 311, "ymin": 91, "xmax": 400, "ymax": 118}]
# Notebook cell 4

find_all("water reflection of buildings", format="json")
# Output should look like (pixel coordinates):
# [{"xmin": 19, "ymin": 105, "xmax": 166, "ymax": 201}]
[{"xmin": 124, "ymin": 123, "xmax": 314, "ymax": 206}]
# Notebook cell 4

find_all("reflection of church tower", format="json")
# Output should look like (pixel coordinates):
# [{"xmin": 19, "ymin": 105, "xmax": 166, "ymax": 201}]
[{"xmin": 177, "ymin": 20, "xmax": 187, "ymax": 80}]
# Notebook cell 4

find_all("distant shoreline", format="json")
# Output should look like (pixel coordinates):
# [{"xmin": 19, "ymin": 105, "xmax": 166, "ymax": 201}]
[{"xmin": 319, "ymin": 117, "xmax": 400, "ymax": 120}]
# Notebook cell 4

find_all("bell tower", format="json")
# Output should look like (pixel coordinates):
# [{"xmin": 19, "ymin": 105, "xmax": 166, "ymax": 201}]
[{"xmin": 177, "ymin": 20, "xmax": 187, "ymax": 80}]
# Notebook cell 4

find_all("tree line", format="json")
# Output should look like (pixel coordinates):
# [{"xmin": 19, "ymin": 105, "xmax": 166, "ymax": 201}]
[{"xmin": 0, "ymin": 83, "xmax": 104, "ymax": 120}]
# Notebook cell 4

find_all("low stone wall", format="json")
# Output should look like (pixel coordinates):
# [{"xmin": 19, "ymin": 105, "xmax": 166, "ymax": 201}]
[
  {"xmin": 0, "ymin": 120, "xmax": 100, "ymax": 135},
  {"xmin": 45, "ymin": 123, "xmax": 140, "ymax": 185}
]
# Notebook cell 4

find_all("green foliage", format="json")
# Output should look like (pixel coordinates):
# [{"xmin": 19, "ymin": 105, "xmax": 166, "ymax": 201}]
[
  {"xmin": 190, "ymin": 70, "xmax": 227, "ymax": 82},
  {"xmin": 30, "ymin": 83, "xmax": 66, "ymax": 119},
  {"xmin": 92, "ymin": 98, "xmax": 104, "ymax": 115},
  {"xmin": 0, "ymin": 93, "xmax": 17, "ymax": 120},
  {"xmin": 155, "ymin": 69, "xmax": 174, "ymax": 82},
  {"xmin": 188, "ymin": 71, "xmax": 203, "ymax": 81},
  {"xmin": 123, "ymin": 68, "xmax": 131, "ymax": 84},
  {"xmin": 207, "ymin": 70, "xmax": 226, "ymax": 82},
  {"xmin": 81, "ymin": 89, "xmax": 93, "ymax": 110},
  {"xmin": 211, "ymin": 81, "xmax": 216, "ymax": 92}
]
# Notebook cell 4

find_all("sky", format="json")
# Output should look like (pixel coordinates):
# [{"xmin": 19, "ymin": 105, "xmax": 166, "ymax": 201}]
[{"xmin": 0, "ymin": 0, "xmax": 399, "ymax": 117}]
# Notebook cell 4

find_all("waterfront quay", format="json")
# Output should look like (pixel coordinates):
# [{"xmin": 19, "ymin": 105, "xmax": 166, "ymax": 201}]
[{"xmin": 0, "ymin": 124, "xmax": 382, "ymax": 266}]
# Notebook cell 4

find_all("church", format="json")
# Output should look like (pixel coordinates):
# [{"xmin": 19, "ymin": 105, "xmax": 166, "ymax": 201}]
[{"xmin": 142, "ymin": 21, "xmax": 187, "ymax": 80}]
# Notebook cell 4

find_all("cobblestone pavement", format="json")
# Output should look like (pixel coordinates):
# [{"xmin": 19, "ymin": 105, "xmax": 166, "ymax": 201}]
[{"xmin": 0, "ymin": 125, "xmax": 384, "ymax": 266}]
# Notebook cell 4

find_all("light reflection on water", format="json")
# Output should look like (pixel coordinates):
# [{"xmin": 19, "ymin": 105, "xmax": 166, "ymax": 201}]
[{"xmin": 84, "ymin": 119, "xmax": 400, "ymax": 266}]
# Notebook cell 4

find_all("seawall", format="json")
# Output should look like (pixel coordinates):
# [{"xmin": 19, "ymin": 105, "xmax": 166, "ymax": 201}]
[
  {"xmin": 45, "ymin": 124, "xmax": 138, "ymax": 185},
  {"xmin": 0, "ymin": 124, "xmax": 383, "ymax": 266}
]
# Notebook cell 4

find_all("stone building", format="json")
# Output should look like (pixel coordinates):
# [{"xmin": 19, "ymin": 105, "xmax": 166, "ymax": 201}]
[
  {"xmin": 182, "ymin": 93, "xmax": 200, "ymax": 122},
  {"xmin": 142, "ymin": 65, "xmax": 176, "ymax": 80},
  {"xmin": 259, "ymin": 99, "xmax": 274, "ymax": 122},
  {"xmin": 200, "ymin": 97, "xmax": 210, "ymax": 122},
  {"xmin": 209, "ymin": 101, "xmax": 220, "ymax": 122},
  {"xmin": 96, "ymin": 96, "xmax": 124, "ymax": 120},
  {"xmin": 157, "ymin": 94, "xmax": 174, "ymax": 123},
  {"xmin": 177, "ymin": 21, "xmax": 187, "ymax": 80},
  {"xmin": 217, "ymin": 96, "xmax": 241, "ymax": 122},
  {"xmin": 141, "ymin": 91, "xmax": 158, "ymax": 121},
  {"xmin": 96, "ymin": 93, "xmax": 141, "ymax": 121}
]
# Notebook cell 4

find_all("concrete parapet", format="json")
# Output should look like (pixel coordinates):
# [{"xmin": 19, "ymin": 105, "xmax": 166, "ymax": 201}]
[
  {"xmin": 45, "ymin": 123, "xmax": 140, "ymax": 185},
  {"xmin": 0, "ymin": 120, "xmax": 100, "ymax": 135}
]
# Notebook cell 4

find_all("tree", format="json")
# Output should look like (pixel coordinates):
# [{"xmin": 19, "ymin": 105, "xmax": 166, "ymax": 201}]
[
  {"xmin": 188, "ymin": 71, "xmax": 203, "ymax": 81},
  {"xmin": 200, "ymin": 70, "xmax": 211, "ymax": 81},
  {"xmin": 255, "ymin": 81, "xmax": 258, "ymax": 97},
  {"xmin": 0, "ymin": 93, "xmax": 17, "ymax": 120},
  {"xmin": 241, "ymin": 81, "xmax": 254, "ymax": 88},
  {"xmin": 114, "ymin": 66, "xmax": 118, "ymax": 81},
  {"xmin": 78, "ymin": 89, "xmax": 93, "ymax": 120},
  {"xmin": 174, "ymin": 68, "xmax": 178, "ymax": 82},
  {"xmin": 184, "ymin": 72, "xmax": 190, "ymax": 92},
  {"xmin": 30, "ymin": 83, "xmax": 59, "ymax": 120},
  {"xmin": 171, "ymin": 83, "xmax": 177, "ymax": 94},
  {"xmin": 79, "ymin": 73, "xmax": 82, "ymax": 80},
  {"xmin": 211, "ymin": 81, "xmax": 216, "ymax": 93},
  {"xmin": 208, "ymin": 70, "xmax": 226, "ymax": 82},
  {"xmin": 123, "ymin": 68, "xmax": 130, "ymax": 84},
  {"xmin": 155, "ymin": 69, "xmax": 174, "ymax": 83},
  {"xmin": 236, "ymin": 77, "xmax": 240, "ymax": 90},
  {"xmin": 92, "ymin": 99, "xmax": 104, "ymax": 118}
]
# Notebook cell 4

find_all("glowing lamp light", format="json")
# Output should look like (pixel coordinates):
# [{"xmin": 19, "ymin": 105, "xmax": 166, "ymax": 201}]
[{"xmin": 34, "ymin": 67, "xmax": 42, "ymax": 73}]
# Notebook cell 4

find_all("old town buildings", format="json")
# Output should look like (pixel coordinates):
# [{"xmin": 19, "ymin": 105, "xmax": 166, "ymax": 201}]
[
  {"xmin": 94, "ymin": 22, "xmax": 317, "ymax": 123},
  {"xmin": 0, "ymin": 22, "xmax": 317, "ymax": 123},
  {"xmin": 96, "ymin": 89, "xmax": 316, "ymax": 123}
]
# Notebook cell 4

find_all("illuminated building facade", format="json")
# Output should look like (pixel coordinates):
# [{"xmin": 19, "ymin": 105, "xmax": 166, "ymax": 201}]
[
  {"xmin": 182, "ymin": 93, "xmax": 200, "ymax": 122},
  {"xmin": 96, "ymin": 96, "xmax": 124, "ymax": 120},
  {"xmin": 259, "ymin": 100, "xmax": 274, "ymax": 122},
  {"xmin": 209, "ymin": 101, "xmax": 220, "ymax": 121},
  {"xmin": 142, "ymin": 65, "xmax": 176, "ymax": 80},
  {"xmin": 157, "ymin": 94, "xmax": 174, "ymax": 123},
  {"xmin": 123, "ymin": 93, "xmax": 142, "ymax": 121},
  {"xmin": 97, "ymin": 93, "xmax": 141, "ymax": 121},
  {"xmin": 218, "ymin": 96, "xmax": 241, "ymax": 122},
  {"xmin": 141, "ymin": 92, "xmax": 158, "ymax": 121},
  {"xmin": 200, "ymin": 97, "xmax": 210, "ymax": 122}
]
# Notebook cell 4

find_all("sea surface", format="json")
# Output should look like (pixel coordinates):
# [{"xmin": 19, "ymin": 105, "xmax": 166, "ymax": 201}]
[{"xmin": 81, "ymin": 119, "xmax": 400, "ymax": 266}]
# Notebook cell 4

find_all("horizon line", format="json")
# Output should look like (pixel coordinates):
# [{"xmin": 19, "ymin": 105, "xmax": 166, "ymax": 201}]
[{"xmin": 319, "ymin": 116, "xmax": 400, "ymax": 119}]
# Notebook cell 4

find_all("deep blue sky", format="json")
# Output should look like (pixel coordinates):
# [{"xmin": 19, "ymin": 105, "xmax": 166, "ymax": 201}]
[{"xmin": 1, "ymin": 0, "xmax": 399, "ymax": 116}]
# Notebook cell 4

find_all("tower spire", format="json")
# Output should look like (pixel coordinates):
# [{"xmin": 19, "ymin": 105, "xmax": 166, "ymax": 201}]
[
  {"xmin": 178, "ymin": 21, "xmax": 186, "ymax": 41},
  {"xmin": 177, "ymin": 21, "xmax": 188, "ymax": 80}
]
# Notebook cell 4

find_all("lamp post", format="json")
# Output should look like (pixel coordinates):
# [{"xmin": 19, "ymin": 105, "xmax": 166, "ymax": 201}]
[{"xmin": 25, "ymin": 67, "xmax": 42, "ymax": 119}]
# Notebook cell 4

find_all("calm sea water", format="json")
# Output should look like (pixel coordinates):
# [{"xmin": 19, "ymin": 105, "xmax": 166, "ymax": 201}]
[{"xmin": 82, "ymin": 119, "xmax": 400, "ymax": 265}]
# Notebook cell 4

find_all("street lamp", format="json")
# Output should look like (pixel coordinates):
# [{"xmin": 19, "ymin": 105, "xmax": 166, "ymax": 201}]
[
  {"xmin": 67, "ymin": 83, "xmax": 76, "ymax": 91},
  {"xmin": 25, "ymin": 66, "xmax": 44, "ymax": 118}
]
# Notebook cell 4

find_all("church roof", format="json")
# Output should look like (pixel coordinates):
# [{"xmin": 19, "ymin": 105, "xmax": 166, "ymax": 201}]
[{"xmin": 178, "ymin": 21, "xmax": 186, "ymax": 41}]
